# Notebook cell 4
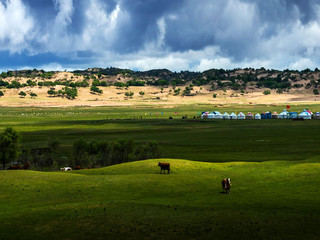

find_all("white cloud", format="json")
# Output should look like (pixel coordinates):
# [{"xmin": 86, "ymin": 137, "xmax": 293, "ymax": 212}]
[
  {"xmin": 288, "ymin": 58, "xmax": 316, "ymax": 70},
  {"xmin": 0, "ymin": 0, "xmax": 35, "ymax": 52}
]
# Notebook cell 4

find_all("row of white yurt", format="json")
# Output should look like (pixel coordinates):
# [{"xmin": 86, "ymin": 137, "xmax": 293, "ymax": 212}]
[{"xmin": 202, "ymin": 110, "xmax": 318, "ymax": 120}]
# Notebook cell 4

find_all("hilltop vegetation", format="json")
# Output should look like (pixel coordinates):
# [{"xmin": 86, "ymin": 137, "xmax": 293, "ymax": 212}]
[{"xmin": 0, "ymin": 67, "xmax": 319, "ymax": 93}]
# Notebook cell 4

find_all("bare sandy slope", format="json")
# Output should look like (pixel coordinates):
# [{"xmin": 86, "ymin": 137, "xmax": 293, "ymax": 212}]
[{"xmin": 0, "ymin": 84, "xmax": 319, "ymax": 107}]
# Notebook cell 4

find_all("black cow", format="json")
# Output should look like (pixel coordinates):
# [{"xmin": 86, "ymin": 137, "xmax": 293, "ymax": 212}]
[{"xmin": 158, "ymin": 162, "xmax": 170, "ymax": 174}]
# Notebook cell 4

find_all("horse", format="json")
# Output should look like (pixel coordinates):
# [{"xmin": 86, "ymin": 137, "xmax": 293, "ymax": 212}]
[
  {"xmin": 221, "ymin": 178, "xmax": 231, "ymax": 194},
  {"xmin": 158, "ymin": 162, "xmax": 170, "ymax": 174}
]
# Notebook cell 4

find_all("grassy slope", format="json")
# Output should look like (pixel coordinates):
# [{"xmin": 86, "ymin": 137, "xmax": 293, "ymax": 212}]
[{"xmin": 1, "ymin": 159, "xmax": 320, "ymax": 240}]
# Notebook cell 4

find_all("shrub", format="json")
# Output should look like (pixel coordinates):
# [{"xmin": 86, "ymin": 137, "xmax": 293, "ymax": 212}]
[
  {"xmin": 139, "ymin": 91, "xmax": 145, "ymax": 96},
  {"xmin": 313, "ymin": 89, "xmax": 319, "ymax": 95},
  {"xmin": 263, "ymin": 90, "xmax": 271, "ymax": 95},
  {"xmin": 125, "ymin": 91, "xmax": 134, "ymax": 98},
  {"xmin": 0, "ymin": 91, "xmax": 3, "ymax": 97},
  {"xmin": 30, "ymin": 93, "xmax": 37, "ymax": 98},
  {"xmin": 47, "ymin": 89, "xmax": 56, "ymax": 96},
  {"xmin": 174, "ymin": 88, "xmax": 180, "ymax": 95},
  {"xmin": 18, "ymin": 91, "xmax": 26, "ymax": 97},
  {"xmin": 90, "ymin": 85, "xmax": 103, "ymax": 94},
  {"xmin": 213, "ymin": 94, "xmax": 217, "ymax": 98}
]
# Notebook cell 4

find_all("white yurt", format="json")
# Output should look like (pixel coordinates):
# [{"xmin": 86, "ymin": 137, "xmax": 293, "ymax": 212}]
[
  {"xmin": 298, "ymin": 110, "xmax": 312, "ymax": 120},
  {"xmin": 278, "ymin": 110, "xmax": 289, "ymax": 119},
  {"xmin": 246, "ymin": 112, "xmax": 254, "ymax": 120},
  {"xmin": 314, "ymin": 112, "xmax": 320, "ymax": 120},
  {"xmin": 255, "ymin": 113, "xmax": 261, "ymax": 120},
  {"xmin": 206, "ymin": 113, "xmax": 215, "ymax": 119},
  {"xmin": 222, "ymin": 112, "xmax": 230, "ymax": 120},
  {"xmin": 213, "ymin": 111, "xmax": 222, "ymax": 119},
  {"xmin": 229, "ymin": 112, "xmax": 237, "ymax": 120},
  {"xmin": 271, "ymin": 112, "xmax": 279, "ymax": 119},
  {"xmin": 237, "ymin": 112, "xmax": 246, "ymax": 120}
]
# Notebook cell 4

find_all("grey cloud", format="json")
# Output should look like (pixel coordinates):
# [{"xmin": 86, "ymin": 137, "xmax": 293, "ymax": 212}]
[{"xmin": 1, "ymin": 0, "xmax": 320, "ymax": 70}]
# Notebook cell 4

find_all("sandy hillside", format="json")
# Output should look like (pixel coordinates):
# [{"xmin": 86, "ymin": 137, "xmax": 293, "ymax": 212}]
[{"xmin": 0, "ymin": 84, "xmax": 319, "ymax": 107}]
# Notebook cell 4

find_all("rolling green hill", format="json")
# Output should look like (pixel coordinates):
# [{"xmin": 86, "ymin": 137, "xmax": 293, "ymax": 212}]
[{"xmin": 1, "ymin": 159, "xmax": 320, "ymax": 240}]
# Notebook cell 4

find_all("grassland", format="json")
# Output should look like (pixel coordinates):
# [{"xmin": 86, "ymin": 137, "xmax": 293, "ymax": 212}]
[
  {"xmin": 1, "ymin": 104, "xmax": 320, "ymax": 239},
  {"xmin": 1, "ymin": 159, "xmax": 320, "ymax": 240},
  {"xmin": 0, "ymin": 104, "xmax": 319, "ymax": 162}
]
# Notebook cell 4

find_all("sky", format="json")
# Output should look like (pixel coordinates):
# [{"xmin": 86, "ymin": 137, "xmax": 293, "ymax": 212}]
[{"xmin": 0, "ymin": 0, "xmax": 320, "ymax": 72}]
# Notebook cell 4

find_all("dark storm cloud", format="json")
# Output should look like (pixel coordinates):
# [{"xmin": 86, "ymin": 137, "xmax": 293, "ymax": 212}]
[
  {"xmin": 113, "ymin": 0, "xmax": 184, "ymax": 53},
  {"xmin": 0, "ymin": 0, "xmax": 320, "ymax": 70}
]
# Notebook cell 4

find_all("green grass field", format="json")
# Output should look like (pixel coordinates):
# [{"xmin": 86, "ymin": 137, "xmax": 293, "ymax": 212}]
[
  {"xmin": 0, "ymin": 104, "xmax": 320, "ymax": 162},
  {"xmin": 1, "ymin": 104, "xmax": 320, "ymax": 239},
  {"xmin": 1, "ymin": 159, "xmax": 320, "ymax": 240}
]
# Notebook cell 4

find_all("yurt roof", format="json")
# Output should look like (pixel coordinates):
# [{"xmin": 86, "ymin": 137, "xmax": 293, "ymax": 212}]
[
  {"xmin": 272, "ymin": 112, "xmax": 278, "ymax": 115},
  {"xmin": 279, "ymin": 111, "xmax": 288, "ymax": 115},
  {"xmin": 315, "ymin": 112, "xmax": 320, "ymax": 116},
  {"xmin": 299, "ymin": 111, "xmax": 310, "ymax": 115},
  {"xmin": 222, "ymin": 112, "xmax": 230, "ymax": 116},
  {"xmin": 230, "ymin": 112, "xmax": 237, "ymax": 116},
  {"xmin": 238, "ymin": 112, "xmax": 245, "ymax": 116},
  {"xmin": 246, "ymin": 112, "xmax": 253, "ymax": 116},
  {"xmin": 255, "ymin": 113, "xmax": 261, "ymax": 116}
]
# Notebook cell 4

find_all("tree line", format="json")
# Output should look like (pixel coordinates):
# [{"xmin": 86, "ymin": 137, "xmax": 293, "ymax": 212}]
[{"xmin": 0, "ymin": 128, "xmax": 160, "ymax": 170}]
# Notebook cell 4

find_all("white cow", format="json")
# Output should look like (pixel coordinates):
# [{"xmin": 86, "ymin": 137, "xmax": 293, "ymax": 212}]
[{"xmin": 60, "ymin": 167, "xmax": 72, "ymax": 171}]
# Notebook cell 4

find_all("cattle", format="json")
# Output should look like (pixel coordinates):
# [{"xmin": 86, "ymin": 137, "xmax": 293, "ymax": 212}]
[
  {"xmin": 60, "ymin": 167, "xmax": 72, "ymax": 171},
  {"xmin": 221, "ymin": 178, "xmax": 231, "ymax": 194},
  {"xmin": 23, "ymin": 162, "xmax": 30, "ymax": 170},
  {"xmin": 158, "ymin": 162, "xmax": 170, "ymax": 174}
]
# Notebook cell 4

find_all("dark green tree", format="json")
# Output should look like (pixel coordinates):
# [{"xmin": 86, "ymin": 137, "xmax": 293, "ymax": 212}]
[
  {"xmin": 30, "ymin": 93, "xmax": 37, "ymax": 98},
  {"xmin": 18, "ymin": 91, "xmax": 26, "ymax": 98},
  {"xmin": 0, "ymin": 128, "xmax": 22, "ymax": 169}
]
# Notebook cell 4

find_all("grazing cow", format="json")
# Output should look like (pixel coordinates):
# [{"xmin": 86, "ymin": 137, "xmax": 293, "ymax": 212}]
[
  {"xmin": 23, "ymin": 162, "xmax": 30, "ymax": 170},
  {"xmin": 221, "ymin": 178, "xmax": 231, "ymax": 194},
  {"xmin": 60, "ymin": 167, "xmax": 72, "ymax": 171},
  {"xmin": 158, "ymin": 162, "xmax": 170, "ymax": 174}
]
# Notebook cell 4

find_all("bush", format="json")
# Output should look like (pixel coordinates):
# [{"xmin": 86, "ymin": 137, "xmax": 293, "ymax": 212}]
[
  {"xmin": 139, "ymin": 91, "xmax": 145, "ymax": 96},
  {"xmin": 0, "ymin": 91, "xmax": 3, "ymax": 97},
  {"xmin": 90, "ymin": 86, "xmax": 103, "ymax": 94},
  {"xmin": 125, "ymin": 91, "xmax": 134, "ymax": 98},
  {"xmin": 63, "ymin": 87, "xmax": 78, "ymax": 99},
  {"xmin": 213, "ymin": 94, "xmax": 217, "ymax": 98},
  {"xmin": 30, "ymin": 93, "xmax": 37, "ymax": 98},
  {"xmin": 263, "ymin": 90, "xmax": 271, "ymax": 95},
  {"xmin": 47, "ymin": 89, "xmax": 56, "ymax": 96},
  {"xmin": 313, "ymin": 89, "xmax": 319, "ymax": 95},
  {"xmin": 18, "ymin": 91, "xmax": 26, "ymax": 97}
]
